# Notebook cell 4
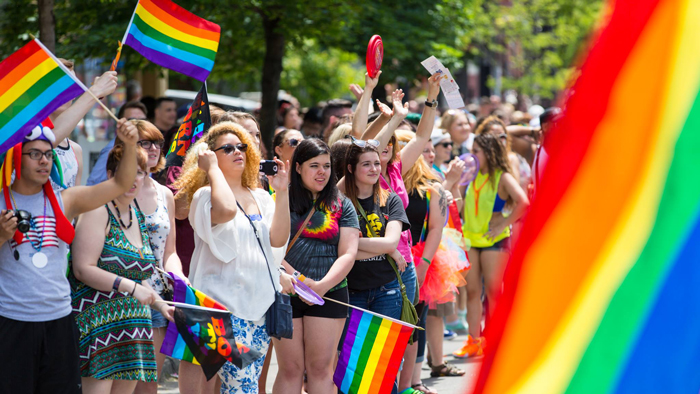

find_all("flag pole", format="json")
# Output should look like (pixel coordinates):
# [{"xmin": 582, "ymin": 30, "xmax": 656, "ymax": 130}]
[
  {"xmin": 162, "ymin": 300, "xmax": 232, "ymax": 314},
  {"xmin": 30, "ymin": 35, "xmax": 120, "ymax": 123},
  {"xmin": 322, "ymin": 296, "xmax": 424, "ymax": 330}
]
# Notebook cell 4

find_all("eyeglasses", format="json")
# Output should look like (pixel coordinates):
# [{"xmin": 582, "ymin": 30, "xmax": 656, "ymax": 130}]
[
  {"xmin": 287, "ymin": 138, "xmax": 300, "ymax": 147},
  {"xmin": 214, "ymin": 143, "xmax": 248, "ymax": 155},
  {"xmin": 137, "ymin": 140, "xmax": 164, "ymax": 150},
  {"xmin": 437, "ymin": 142, "xmax": 453, "ymax": 148},
  {"xmin": 22, "ymin": 149, "xmax": 54, "ymax": 161},
  {"xmin": 344, "ymin": 135, "xmax": 379, "ymax": 148}
]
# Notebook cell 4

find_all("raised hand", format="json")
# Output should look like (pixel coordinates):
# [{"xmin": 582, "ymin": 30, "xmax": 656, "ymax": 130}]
[
  {"xmin": 268, "ymin": 158, "xmax": 289, "ymax": 192},
  {"xmin": 197, "ymin": 149, "xmax": 218, "ymax": 172},
  {"xmin": 365, "ymin": 70, "xmax": 382, "ymax": 90},
  {"xmin": 349, "ymin": 84, "xmax": 364, "ymax": 100},
  {"xmin": 116, "ymin": 118, "xmax": 139, "ymax": 146},
  {"xmin": 90, "ymin": 71, "xmax": 118, "ymax": 99},
  {"xmin": 375, "ymin": 100, "xmax": 393, "ymax": 118},
  {"xmin": 427, "ymin": 73, "xmax": 442, "ymax": 100},
  {"xmin": 444, "ymin": 157, "xmax": 466, "ymax": 186},
  {"xmin": 391, "ymin": 89, "xmax": 409, "ymax": 120}
]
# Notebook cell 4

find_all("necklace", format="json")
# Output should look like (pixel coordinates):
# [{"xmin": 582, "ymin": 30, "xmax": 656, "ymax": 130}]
[
  {"xmin": 473, "ymin": 174, "xmax": 490, "ymax": 217},
  {"xmin": 111, "ymin": 200, "xmax": 133, "ymax": 229},
  {"xmin": 9, "ymin": 189, "xmax": 48, "ymax": 267}
]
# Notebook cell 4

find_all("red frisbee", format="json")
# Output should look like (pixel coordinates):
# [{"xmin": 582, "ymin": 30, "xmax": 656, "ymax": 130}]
[{"xmin": 366, "ymin": 35, "xmax": 383, "ymax": 78}]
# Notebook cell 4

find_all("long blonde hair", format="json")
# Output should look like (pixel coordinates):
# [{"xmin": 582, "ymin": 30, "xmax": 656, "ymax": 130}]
[
  {"xmin": 395, "ymin": 129, "xmax": 440, "ymax": 198},
  {"xmin": 174, "ymin": 122, "xmax": 261, "ymax": 205}
]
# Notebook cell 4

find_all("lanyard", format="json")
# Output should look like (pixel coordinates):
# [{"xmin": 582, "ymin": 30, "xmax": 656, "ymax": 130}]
[
  {"xmin": 473, "ymin": 174, "xmax": 490, "ymax": 217},
  {"xmin": 353, "ymin": 198, "xmax": 403, "ymax": 280}
]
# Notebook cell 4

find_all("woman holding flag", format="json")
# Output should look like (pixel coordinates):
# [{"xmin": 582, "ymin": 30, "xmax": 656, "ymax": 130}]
[{"xmin": 174, "ymin": 122, "xmax": 292, "ymax": 393}]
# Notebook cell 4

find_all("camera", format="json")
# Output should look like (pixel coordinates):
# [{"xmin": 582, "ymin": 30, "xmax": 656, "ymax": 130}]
[
  {"xmin": 260, "ymin": 160, "xmax": 278, "ymax": 176},
  {"xmin": 14, "ymin": 210, "xmax": 32, "ymax": 233}
]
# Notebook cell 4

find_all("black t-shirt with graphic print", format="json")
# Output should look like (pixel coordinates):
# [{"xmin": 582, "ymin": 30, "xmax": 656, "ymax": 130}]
[{"xmin": 346, "ymin": 193, "xmax": 410, "ymax": 291}]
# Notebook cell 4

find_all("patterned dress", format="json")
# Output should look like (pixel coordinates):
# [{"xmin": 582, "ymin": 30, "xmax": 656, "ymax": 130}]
[{"xmin": 70, "ymin": 206, "xmax": 158, "ymax": 381}]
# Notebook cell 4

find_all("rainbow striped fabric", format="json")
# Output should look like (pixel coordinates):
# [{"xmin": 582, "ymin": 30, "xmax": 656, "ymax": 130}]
[
  {"xmin": 334, "ymin": 309, "xmax": 413, "ymax": 394},
  {"xmin": 123, "ymin": 0, "xmax": 220, "ymax": 81},
  {"xmin": 161, "ymin": 273, "xmax": 228, "ymax": 364},
  {"xmin": 473, "ymin": 0, "xmax": 700, "ymax": 393},
  {"xmin": 0, "ymin": 39, "xmax": 85, "ymax": 153}
]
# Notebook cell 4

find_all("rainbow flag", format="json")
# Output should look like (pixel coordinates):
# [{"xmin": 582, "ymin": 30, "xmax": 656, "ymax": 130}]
[
  {"xmin": 334, "ymin": 309, "xmax": 413, "ymax": 394},
  {"xmin": 473, "ymin": 0, "xmax": 700, "ymax": 393},
  {"xmin": 0, "ymin": 39, "xmax": 85, "ymax": 153},
  {"xmin": 122, "ymin": 0, "xmax": 220, "ymax": 81}
]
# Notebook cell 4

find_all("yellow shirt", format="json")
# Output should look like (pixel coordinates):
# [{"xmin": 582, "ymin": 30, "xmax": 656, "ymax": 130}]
[{"xmin": 463, "ymin": 170, "xmax": 510, "ymax": 248}]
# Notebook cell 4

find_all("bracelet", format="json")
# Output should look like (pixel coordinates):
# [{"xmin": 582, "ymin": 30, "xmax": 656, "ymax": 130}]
[
  {"xmin": 112, "ymin": 276, "xmax": 123, "ymax": 292},
  {"xmin": 130, "ymin": 281, "xmax": 138, "ymax": 296},
  {"xmin": 422, "ymin": 257, "xmax": 432, "ymax": 265},
  {"xmin": 454, "ymin": 197, "xmax": 463, "ymax": 201}
]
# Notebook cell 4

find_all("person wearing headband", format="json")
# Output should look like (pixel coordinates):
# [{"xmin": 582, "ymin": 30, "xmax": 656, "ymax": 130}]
[{"xmin": 0, "ymin": 119, "xmax": 141, "ymax": 394}]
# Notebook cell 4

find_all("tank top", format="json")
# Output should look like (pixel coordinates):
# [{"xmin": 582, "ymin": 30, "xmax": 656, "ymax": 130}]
[
  {"xmin": 407, "ymin": 190, "xmax": 428, "ymax": 247},
  {"xmin": 463, "ymin": 169, "xmax": 510, "ymax": 247},
  {"xmin": 53, "ymin": 140, "xmax": 79, "ymax": 189},
  {"xmin": 142, "ymin": 185, "xmax": 170, "ymax": 294}
]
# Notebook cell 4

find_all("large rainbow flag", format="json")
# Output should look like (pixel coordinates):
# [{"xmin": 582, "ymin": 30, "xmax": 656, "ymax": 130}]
[
  {"xmin": 334, "ymin": 308, "xmax": 413, "ymax": 394},
  {"xmin": 122, "ymin": 0, "xmax": 220, "ymax": 81},
  {"xmin": 473, "ymin": 0, "xmax": 700, "ymax": 393},
  {"xmin": 0, "ymin": 39, "xmax": 85, "ymax": 153}
]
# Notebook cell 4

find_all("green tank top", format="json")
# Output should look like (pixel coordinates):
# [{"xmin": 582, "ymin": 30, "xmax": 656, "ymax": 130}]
[{"xmin": 463, "ymin": 169, "xmax": 510, "ymax": 248}]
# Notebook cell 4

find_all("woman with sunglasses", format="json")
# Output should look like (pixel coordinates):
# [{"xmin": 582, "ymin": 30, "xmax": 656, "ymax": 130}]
[
  {"xmin": 273, "ymin": 139, "xmax": 359, "ymax": 393},
  {"xmin": 70, "ymin": 143, "xmax": 175, "ymax": 394},
  {"xmin": 129, "ymin": 120, "xmax": 186, "ymax": 394},
  {"xmin": 273, "ymin": 128, "xmax": 304, "ymax": 166},
  {"xmin": 174, "ymin": 122, "xmax": 292, "ymax": 393},
  {"xmin": 452, "ymin": 133, "xmax": 529, "ymax": 359}
]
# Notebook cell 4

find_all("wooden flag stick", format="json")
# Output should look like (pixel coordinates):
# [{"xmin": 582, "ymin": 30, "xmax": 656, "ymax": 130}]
[
  {"xmin": 322, "ymin": 296, "xmax": 424, "ymax": 330},
  {"xmin": 82, "ymin": 88, "xmax": 120, "ymax": 123},
  {"xmin": 161, "ymin": 300, "xmax": 231, "ymax": 314}
]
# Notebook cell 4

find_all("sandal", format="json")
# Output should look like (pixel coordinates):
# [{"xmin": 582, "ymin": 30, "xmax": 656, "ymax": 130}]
[
  {"xmin": 430, "ymin": 362, "xmax": 466, "ymax": 377},
  {"xmin": 412, "ymin": 382, "xmax": 438, "ymax": 394}
]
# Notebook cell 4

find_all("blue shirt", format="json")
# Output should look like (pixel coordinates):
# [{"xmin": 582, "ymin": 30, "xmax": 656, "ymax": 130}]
[{"xmin": 86, "ymin": 139, "xmax": 115, "ymax": 185}]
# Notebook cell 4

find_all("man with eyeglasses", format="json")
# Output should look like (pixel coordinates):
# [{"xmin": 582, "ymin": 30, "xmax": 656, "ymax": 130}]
[{"xmin": 86, "ymin": 101, "xmax": 148, "ymax": 185}]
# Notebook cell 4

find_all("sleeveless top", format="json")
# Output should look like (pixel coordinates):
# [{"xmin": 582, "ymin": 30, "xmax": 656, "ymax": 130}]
[
  {"xmin": 143, "ymin": 185, "xmax": 170, "ymax": 294},
  {"xmin": 463, "ymin": 170, "xmax": 511, "ymax": 248},
  {"xmin": 53, "ymin": 140, "xmax": 79, "ymax": 190}
]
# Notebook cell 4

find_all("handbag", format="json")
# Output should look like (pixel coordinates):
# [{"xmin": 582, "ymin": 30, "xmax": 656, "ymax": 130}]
[
  {"xmin": 236, "ymin": 201, "xmax": 293, "ymax": 340},
  {"xmin": 354, "ymin": 199, "xmax": 419, "ymax": 330}
]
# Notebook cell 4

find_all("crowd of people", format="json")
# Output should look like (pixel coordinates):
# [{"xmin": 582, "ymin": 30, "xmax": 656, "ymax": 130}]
[{"xmin": 0, "ymin": 59, "xmax": 563, "ymax": 394}]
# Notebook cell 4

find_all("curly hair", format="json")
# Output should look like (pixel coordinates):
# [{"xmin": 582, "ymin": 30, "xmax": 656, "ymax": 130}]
[{"xmin": 173, "ymin": 122, "xmax": 261, "ymax": 206}]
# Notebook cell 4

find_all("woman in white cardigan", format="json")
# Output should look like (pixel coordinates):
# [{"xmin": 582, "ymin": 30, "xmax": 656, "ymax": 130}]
[{"xmin": 174, "ymin": 122, "xmax": 294, "ymax": 393}]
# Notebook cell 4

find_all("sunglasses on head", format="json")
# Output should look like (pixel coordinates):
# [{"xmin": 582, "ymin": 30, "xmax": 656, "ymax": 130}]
[
  {"xmin": 214, "ymin": 143, "xmax": 248, "ymax": 155},
  {"xmin": 344, "ymin": 135, "xmax": 380, "ymax": 148}
]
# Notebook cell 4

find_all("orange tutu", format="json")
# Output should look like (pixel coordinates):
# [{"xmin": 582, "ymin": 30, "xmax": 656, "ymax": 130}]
[{"xmin": 413, "ymin": 239, "xmax": 469, "ymax": 309}]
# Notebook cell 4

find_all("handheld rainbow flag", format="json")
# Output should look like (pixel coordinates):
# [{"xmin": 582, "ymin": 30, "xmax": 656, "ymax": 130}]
[
  {"xmin": 165, "ymin": 82, "xmax": 210, "ymax": 167},
  {"xmin": 0, "ymin": 39, "xmax": 87, "ymax": 154},
  {"xmin": 122, "ymin": 0, "xmax": 220, "ymax": 81},
  {"xmin": 161, "ymin": 273, "xmax": 261, "ymax": 379},
  {"xmin": 473, "ymin": 0, "xmax": 700, "ymax": 393},
  {"xmin": 334, "ymin": 308, "xmax": 413, "ymax": 394}
]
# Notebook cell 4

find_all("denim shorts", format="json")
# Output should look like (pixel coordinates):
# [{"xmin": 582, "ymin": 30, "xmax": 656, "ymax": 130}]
[
  {"xmin": 151, "ymin": 308, "xmax": 168, "ymax": 328},
  {"xmin": 474, "ymin": 237, "xmax": 511, "ymax": 252}
]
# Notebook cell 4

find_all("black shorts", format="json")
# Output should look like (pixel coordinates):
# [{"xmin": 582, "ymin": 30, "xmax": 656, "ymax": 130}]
[
  {"xmin": 0, "ymin": 313, "xmax": 82, "ymax": 394},
  {"xmin": 291, "ymin": 286, "xmax": 349, "ymax": 319}
]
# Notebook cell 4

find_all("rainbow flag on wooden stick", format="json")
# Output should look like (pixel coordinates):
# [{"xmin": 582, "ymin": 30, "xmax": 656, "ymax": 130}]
[
  {"xmin": 122, "ymin": 0, "xmax": 220, "ymax": 81},
  {"xmin": 334, "ymin": 308, "xmax": 413, "ymax": 394},
  {"xmin": 473, "ymin": 0, "xmax": 700, "ymax": 393},
  {"xmin": 0, "ymin": 39, "xmax": 86, "ymax": 153}
]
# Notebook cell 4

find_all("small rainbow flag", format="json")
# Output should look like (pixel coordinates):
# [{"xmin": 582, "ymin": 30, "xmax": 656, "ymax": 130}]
[
  {"xmin": 0, "ymin": 39, "xmax": 86, "ymax": 153},
  {"xmin": 161, "ymin": 273, "xmax": 228, "ymax": 363},
  {"xmin": 473, "ymin": 0, "xmax": 700, "ymax": 393},
  {"xmin": 334, "ymin": 309, "xmax": 413, "ymax": 394},
  {"xmin": 122, "ymin": 0, "xmax": 220, "ymax": 82}
]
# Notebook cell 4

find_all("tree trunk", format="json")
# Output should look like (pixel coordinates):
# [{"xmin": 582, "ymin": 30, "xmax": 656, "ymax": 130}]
[
  {"xmin": 37, "ymin": 0, "xmax": 55, "ymax": 53},
  {"xmin": 259, "ymin": 15, "xmax": 285, "ymax": 159}
]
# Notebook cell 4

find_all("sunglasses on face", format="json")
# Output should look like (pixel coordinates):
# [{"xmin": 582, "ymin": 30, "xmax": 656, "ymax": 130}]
[
  {"xmin": 137, "ymin": 140, "xmax": 164, "ymax": 150},
  {"xmin": 287, "ymin": 138, "xmax": 300, "ymax": 147},
  {"xmin": 437, "ymin": 142, "xmax": 453, "ymax": 148},
  {"xmin": 214, "ymin": 143, "xmax": 248, "ymax": 155},
  {"xmin": 22, "ymin": 149, "xmax": 54, "ymax": 161}
]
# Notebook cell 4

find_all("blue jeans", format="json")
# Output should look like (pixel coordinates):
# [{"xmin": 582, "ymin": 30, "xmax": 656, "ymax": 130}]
[
  {"xmin": 401, "ymin": 263, "xmax": 417, "ymax": 305},
  {"xmin": 346, "ymin": 278, "xmax": 403, "ymax": 394}
]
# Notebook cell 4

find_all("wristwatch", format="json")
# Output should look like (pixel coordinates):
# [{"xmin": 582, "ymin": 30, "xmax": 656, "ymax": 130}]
[{"xmin": 425, "ymin": 99, "xmax": 438, "ymax": 108}]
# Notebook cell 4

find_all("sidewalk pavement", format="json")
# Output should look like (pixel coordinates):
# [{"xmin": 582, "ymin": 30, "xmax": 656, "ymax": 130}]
[{"xmin": 158, "ymin": 331, "xmax": 480, "ymax": 394}]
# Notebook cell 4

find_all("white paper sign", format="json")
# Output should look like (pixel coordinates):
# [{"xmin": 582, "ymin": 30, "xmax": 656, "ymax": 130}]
[{"xmin": 421, "ymin": 56, "xmax": 460, "ymax": 94}]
